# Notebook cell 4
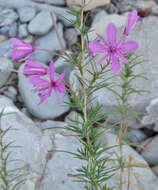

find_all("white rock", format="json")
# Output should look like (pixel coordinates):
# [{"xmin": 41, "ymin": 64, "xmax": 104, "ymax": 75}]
[
  {"xmin": 28, "ymin": 11, "xmax": 55, "ymax": 35},
  {"xmin": 67, "ymin": 0, "xmax": 110, "ymax": 11},
  {"xmin": 31, "ymin": 23, "xmax": 66, "ymax": 63},
  {"xmin": 0, "ymin": 57, "xmax": 13, "ymax": 88},
  {"xmin": 18, "ymin": 7, "xmax": 37, "ymax": 23},
  {"xmin": 18, "ymin": 63, "xmax": 70, "ymax": 120}
]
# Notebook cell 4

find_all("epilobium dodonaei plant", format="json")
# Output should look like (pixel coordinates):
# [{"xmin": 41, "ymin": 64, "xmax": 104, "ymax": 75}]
[{"xmin": 10, "ymin": 1, "xmax": 147, "ymax": 189}]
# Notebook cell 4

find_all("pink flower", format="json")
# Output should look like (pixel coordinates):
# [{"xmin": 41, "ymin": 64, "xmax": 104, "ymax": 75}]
[
  {"xmin": 89, "ymin": 23, "xmax": 138, "ymax": 74},
  {"xmin": 11, "ymin": 38, "xmax": 34, "ymax": 62},
  {"xmin": 29, "ymin": 61, "xmax": 66, "ymax": 105},
  {"xmin": 124, "ymin": 10, "xmax": 141, "ymax": 35},
  {"xmin": 23, "ymin": 60, "xmax": 48, "ymax": 77}
]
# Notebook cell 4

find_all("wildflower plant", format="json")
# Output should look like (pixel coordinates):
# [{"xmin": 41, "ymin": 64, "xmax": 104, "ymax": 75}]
[{"xmin": 9, "ymin": 1, "xmax": 148, "ymax": 190}]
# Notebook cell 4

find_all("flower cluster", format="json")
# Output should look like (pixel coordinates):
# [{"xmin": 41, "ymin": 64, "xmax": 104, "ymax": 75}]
[
  {"xmin": 10, "ymin": 38, "xmax": 66, "ymax": 105},
  {"xmin": 10, "ymin": 10, "xmax": 140, "ymax": 104},
  {"xmin": 89, "ymin": 10, "xmax": 140, "ymax": 74}
]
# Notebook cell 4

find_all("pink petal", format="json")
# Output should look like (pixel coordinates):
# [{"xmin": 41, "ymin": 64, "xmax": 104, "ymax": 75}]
[
  {"xmin": 111, "ymin": 56, "xmax": 120, "ymax": 74},
  {"xmin": 23, "ymin": 60, "xmax": 48, "ymax": 76},
  {"xmin": 96, "ymin": 33, "xmax": 109, "ymax": 46},
  {"xmin": 106, "ymin": 23, "xmax": 117, "ymax": 45},
  {"xmin": 25, "ymin": 60, "xmax": 44, "ymax": 68},
  {"xmin": 54, "ymin": 89, "xmax": 60, "ymax": 104},
  {"xmin": 124, "ymin": 10, "xmax": 138, "ymax": 35},
  {"xmin": 116, "ymin": 34, "xmax": 126, "ymax": 47},
  {"xmin": 120, "ymin": 41, "xmax": 139, "ymax": 52},
  {"xmin": 11, "ymin": 50, "xmax": 29, "ymax": 62},
  {"xmin": 57, "ymin": 82, "xmax": 66, "ymax": 93},
  {"xmin": 11, "ymin": 38, "xmax": 26, "ymax": 48},
  {"xmin": 23, "ymin": 65, "xmax": 47, "ymax": 76},
  {"xmin": 38, "ymin": 91, "xmax": 50, "ymax": 105},
  {"xmin": 29, "ymin": 76, "xmax": 49, "ymax": 87},
  {"xmin": 49, "ymin": 61, "xmax": 55, "ymax": 81},
  {"xmin": 89, "ymin": 42, "xmax": 107, "ymax": 53},
  {"xmin": 56, "ymin": 71, "xmax": 65, "ymax": 83},
  {"xmin": 117, "ymin": 52, "xmax": 129, "ymax": 65}
]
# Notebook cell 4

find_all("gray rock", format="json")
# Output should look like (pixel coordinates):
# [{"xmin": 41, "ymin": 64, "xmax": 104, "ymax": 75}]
[
  {"xmin": 0, "ymin": 96, "xmax": 84, "ymax": 189},
  {"xmin": 152, "ymin": 165, "xmax": 158, "ymax": 176},
  {"xmin": 28, "ymin": 11, "xmax": 55, "ymax": 35},
  {"xmin": 99, "ymin": 132, "xmax": 158, "ymax": 190},
  {"xmin": 0, "ymin": 35, "xmax": 7, "ymax": 43},
  {"xmin": 65, "ymin": 111, "xmax": 83, "ymax": 128},
  {"xmin": 32, "ymin": 0, "xmax": 66, "ymax": 6},
  {"xmin": 37, "ymin": 119, "xmax": 80, "ymax": 141},
  {"xmin": 65, "ymin": 28, "xmax": 78, "ymax": 47},
  {"xmin": 0, "ymin": 40, "xmax": 12, "ymax": 58},
  {"xmin": 38, "ymin": 120, "xmax": 68, "ymax": 132},
  {"xmin": 8, "ymin": 22, "xmax": 17, "ymax": 37},
  {"xmin": 93, "ymin": 10, "xmax": 108, "ymax": 24},
  {"xmin": 140, "ymin": 136, "xmax": 158, "ymax": 166},
  {"xmin": 31, "ymin": 23, "xmax": 66, "ymax": 63},
  {"xmin": 0, "ymin": 25, "xmax": 10, "ymax": 36},
  {"xmin": 121, "ymin": 0, "xmax": 158, "ymax": 15},
  {"xmin": 0, "ymin": 96, "xmax": 53, "ymax": 190},
  {"xmin": 23, "ymin": 35, "xmax": 34, "ymax": 44},
  {"xmin": 54, "ymin": 7, "xmax": 75, "ymax": 27},
  {"xmin": 125, "ymin": 128, "xmax": 147, "ymax": 143},
  {"xmin": 39, "ymin": 133, "xmax": 85, "ymax": 190},
  {"xmin": 18, "ymin": 24, "xmax": 28, "ymax": 38},
  {"xmin": 18, "ymin": 63, "xmax": 70, "ymax": 120},
  {"xmin": 55, "ymin": 55, "xmax": 74, "ymax": 83},
  {"xmin": 3, "ymin": 86, "xmax": 17, "ymax": 101},
  {"xmin": 0, "ymin": 8, "xmax": 18, "ymax": 27},
  {"xmin": 0, "ymin": 95, "xmax": 157, "ymax": 190},
  {"xmin": 141, "ymin": 98, "xmax": 158, "ymax": 132},
  {"xmin": 67, "ymin": 0, "xmax": 110, "ymax": 11},
  {"xmin": 0, "ymin": 57, "xmax": 13, "ymax": 88},
  {"xmin": 0, "ymin": 1, "xmax": 75, "ymax": 27},
  {"xmin": 18, "ymin": 7, "xmax": 37, "ymax": 23}
]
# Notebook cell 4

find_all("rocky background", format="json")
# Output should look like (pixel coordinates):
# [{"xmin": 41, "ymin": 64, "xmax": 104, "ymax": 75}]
[{"xmin": 0, "ymin": 0, "xmax": 158, "ymax": 189}]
